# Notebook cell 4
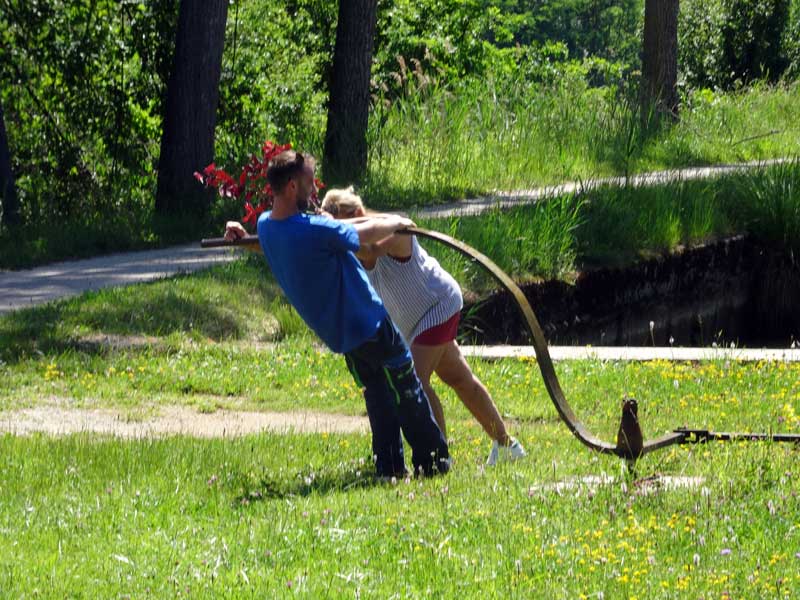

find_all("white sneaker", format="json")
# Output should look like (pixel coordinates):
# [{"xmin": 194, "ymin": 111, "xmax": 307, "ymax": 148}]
[{"xmin": 486, "ymin": 438, "xmax": 527, "ymax": 466}]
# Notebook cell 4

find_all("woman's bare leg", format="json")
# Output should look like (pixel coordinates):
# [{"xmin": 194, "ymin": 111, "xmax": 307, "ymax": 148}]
[
  {"xmin": 432, "ymin": 340, "xmax": 511, "ymax": 445},
  {"xmin": 409, "ymin": 343, "xmax": 449, "ymax": 439}
]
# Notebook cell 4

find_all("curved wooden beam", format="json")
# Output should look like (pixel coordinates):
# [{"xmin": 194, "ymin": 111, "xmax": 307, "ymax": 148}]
[
  {"xmin": 402, "ymin": 228, "xmax": 691, "ymax": 457},
  {"xmin": 201, "ymin": 228, "xmax": 689, "ymax": 457}
]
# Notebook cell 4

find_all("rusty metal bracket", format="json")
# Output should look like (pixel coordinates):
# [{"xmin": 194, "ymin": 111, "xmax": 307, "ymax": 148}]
[
  {"xmin": 201, "ymin": 228, "xmax": 800, "ymax": 459},
  {"xmin": 675, "ymin": 428, "xmax": 800, "ymax": 444}
]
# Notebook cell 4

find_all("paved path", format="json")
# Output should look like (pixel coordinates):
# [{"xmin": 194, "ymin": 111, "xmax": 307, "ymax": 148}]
[
  {"xmin": 414, "ymin": 158, "xmax": 788, "ymax": 218},
  {"xmin": 0, "ymin": 243, "xmax": 239, "ymax": 314},
  {"xmin": 0, "ymin": 159, "xmax": 788, "ymax": 314},
  {"xmin": 460, "ymin": 345, "xmax": 800, "ymax": 362}
]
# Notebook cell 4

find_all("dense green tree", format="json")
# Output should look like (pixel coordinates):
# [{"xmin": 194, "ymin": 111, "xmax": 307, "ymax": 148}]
[
  {"xmin": 0, "ymin": 0, "xmax": 178, "ymax": 225},
  {"xmin": 214, "ymin": 0, "xmax": 333, "ymax": 164},
  {"xmin": 642, "ymin": 0, "xmax": 679, "ymax": 124},
  {"xmin": 787, "ymin": 2, "xmax": 800, "ymax": 77},
  {"xmin": 679, "ymin": 0, "xmax": 793, "ymax": 88},
  {"xmin": 1, "ymin": 0, "xmax": 797, "ymax": 238},
  {"xmin": 373, "ymin": 0, "xmax": 643, "ymax": 95},
  {"xmin": 156, "ymin": 0, "xmax": 229, "ymax": 217},
  {"xmin": 0, "ymin": 100, "xmax": 19, "ymax": 228},
  {"xmin": 322, "ymin": 0, "xmax": 379, "ymax": 185},
  {"xmin": 720, "ymin": 0, "xmax": 790, "ymax": 84}
]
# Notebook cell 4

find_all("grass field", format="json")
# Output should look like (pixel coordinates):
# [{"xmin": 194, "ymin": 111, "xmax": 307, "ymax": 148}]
[
  {"xmin": 2, "ymin": 427, "xmax": 799, "ymax": 597},
  {"xmin": 2, "ymin": 341, "xmax": 800, "ymax": 598},
  {"xmin": 2, "ymin": 208, "xmax": 800, "ymax": 596}
]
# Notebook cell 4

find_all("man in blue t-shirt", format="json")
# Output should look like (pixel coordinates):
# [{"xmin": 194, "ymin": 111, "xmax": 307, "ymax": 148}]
[{"xmin": 225, "ymin": 150, "xmax": 449, "ymax": 477}]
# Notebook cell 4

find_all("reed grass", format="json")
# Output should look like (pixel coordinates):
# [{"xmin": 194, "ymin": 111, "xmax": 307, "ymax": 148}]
[
  {"xmin": 414, "ymin": 159, "xmax": 800, "ymax": 285},
  {"xmin": 363, "ymin": 79, "xmax": 800, "ymax": 210}
]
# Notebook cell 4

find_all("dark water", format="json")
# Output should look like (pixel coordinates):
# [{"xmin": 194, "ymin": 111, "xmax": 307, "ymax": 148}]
[{"xmin": 462, "ymin": 237, "xmax": 800, "ymax": 348}]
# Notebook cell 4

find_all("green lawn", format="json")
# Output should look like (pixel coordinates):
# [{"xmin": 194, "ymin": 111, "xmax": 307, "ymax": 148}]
[
  {"xmin": 2, "ymin": 254, "xmax": 800, "ymax": 597},
  {"xmin": 1, "ymin": 425, "xmax": 798, "ymax": 597}
]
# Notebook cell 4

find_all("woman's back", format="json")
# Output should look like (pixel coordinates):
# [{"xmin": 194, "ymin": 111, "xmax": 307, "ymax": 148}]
[{"xmin": 366, "ymin": 237, "xmax": 463, "ymax": 343}]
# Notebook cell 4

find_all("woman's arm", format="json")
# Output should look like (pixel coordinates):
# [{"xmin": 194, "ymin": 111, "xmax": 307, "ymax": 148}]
[
  {"xmin": 354, "ymin": 242, "xmax": 385, "ymax": 268},
  {"xmin": 360, "ymin": 213, "xmax": 412, "ymax": 257},
  {"xmin": 374, "ymin": 231, "xmax": 413, "ymax": 259}
]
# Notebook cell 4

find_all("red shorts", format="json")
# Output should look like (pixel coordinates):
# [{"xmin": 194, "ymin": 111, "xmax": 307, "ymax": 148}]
[{"xmin": 412, "ymin": 312, "xmax": 460, "ymax": 346}]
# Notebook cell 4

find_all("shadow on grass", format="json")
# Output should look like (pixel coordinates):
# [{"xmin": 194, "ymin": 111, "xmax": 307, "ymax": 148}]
[
  {"xmin": 0, "ymin": 256, "xmax": 282, "ymax": 363},
  {"xmin": 2, "ymin": 292, "xmax": 238, "ymax": 341},
  {"xmin": 234, "ymin": 467, "xmax": 387, "ymax": 503},
  {"xmin": 0, "ymin": 287, "xmax": 243, "ymax": 364},
  {"xmin": 78, "ymin": 289, "xmax": 243, "ymax": 339}
]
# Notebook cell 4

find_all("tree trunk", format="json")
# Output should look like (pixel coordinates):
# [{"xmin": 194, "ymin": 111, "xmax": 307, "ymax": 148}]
[
  {"xmin": 323, "ymin": 0, "xmax": 378, "ymax": 186},
  {"xmin": 156, "ymin": 0, "xmax": 228, "ymax": 217},
  {"xmin": 641, "ymin": 0, "xmax": 679, "ymax": 126},
  {"xmin": 0, "ymin": 100, "xmax": 20, "ymax": 228}
]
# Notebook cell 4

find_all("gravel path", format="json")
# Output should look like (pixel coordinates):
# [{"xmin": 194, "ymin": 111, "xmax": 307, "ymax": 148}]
[{"xmin": 0, "ymin": 405, "xmax": 369, "ymax": 438}]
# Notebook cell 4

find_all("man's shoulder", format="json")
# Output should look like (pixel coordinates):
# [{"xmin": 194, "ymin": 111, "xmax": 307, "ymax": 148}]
[
  {"xmin": 308, "ymin": 214, "xmax": 341, "ymax": 228},
  {"xmin": 308, "ymin": 214, "xmax": 356, "ymax": 236},
  {"xmin": 260, "ymin": 213, "xmax": 310, "ymax": 232}
]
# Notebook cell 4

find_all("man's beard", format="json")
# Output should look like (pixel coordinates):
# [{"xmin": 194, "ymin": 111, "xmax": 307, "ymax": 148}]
[{"xmin": 296, "ymin": 193, "xmax": 309, "ymax": 212}]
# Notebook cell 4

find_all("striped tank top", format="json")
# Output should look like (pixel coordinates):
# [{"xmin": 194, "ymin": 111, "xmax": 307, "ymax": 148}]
[{"xmin": 365, "ymin": 237, "xmax": 463, "ymax": 344}]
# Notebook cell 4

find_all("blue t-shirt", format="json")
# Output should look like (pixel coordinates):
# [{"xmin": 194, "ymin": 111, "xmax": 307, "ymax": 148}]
[{"xmin": 257, "ymin": 212, "xmax": 387, "ymax": 353}]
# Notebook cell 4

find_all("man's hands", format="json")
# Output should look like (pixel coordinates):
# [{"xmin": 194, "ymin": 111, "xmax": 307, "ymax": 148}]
[
  {"xmin": 386, "ymin": 214, "xmax": 416, "ymax": 230},
  {"xmin": 224, "ymin": 221, "xmax": 248, "ymax": 241},
  {"xmin": 353, "ymin": 214, "xmax": 416, "ymax": 246},
  {"xmin": 222, "ymin": 221, "xmax": 261, "ymax": 253}
]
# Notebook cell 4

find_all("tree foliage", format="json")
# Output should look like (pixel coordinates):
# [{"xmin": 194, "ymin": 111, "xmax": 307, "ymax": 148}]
[
  {"xmin": 214, "ymin": 0, "xmax": 334, "ymax": 167},
  {"xmin": 1, "ymin": 0, "xmax": 798, "ymax": 239},
  {"xmin": 0, "ymin": 0, "xmax": 178, "ymax": 226},
  {"xmin": 373, "ymin": 0, "xmax": 642, "ymax": 95},
  {"xmin": 680, "ymin": 0, "xmax": 795, "ymax": 89}
]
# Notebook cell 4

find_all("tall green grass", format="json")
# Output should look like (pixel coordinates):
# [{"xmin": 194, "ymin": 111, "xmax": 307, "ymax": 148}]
[
  {"xmin": 727, "ymin": 159, "xmax": 800, "ymax": 256},
  {"xmin": 577, "ymin": 178, "xmax": 731, "ymax": 266},
  {"xmin": 3, "ymin": 81, "xmax": 798, "ymax": 269},
  {"xmin": 415, "ymin": 193, "xmax": 585, "ymax": 288},
  {"xmin": 414, "ymin": 159, "xmax": 800, "ymax": 284},
  {"xmin": 364, "ymin": 78, "xmax": 800, "ymax": 209}
]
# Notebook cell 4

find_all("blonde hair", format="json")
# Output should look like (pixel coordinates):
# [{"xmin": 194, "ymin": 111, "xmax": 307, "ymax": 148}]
[{"xmin": 321, "ymin": 186, "xmax": 366, "ymax": 219}]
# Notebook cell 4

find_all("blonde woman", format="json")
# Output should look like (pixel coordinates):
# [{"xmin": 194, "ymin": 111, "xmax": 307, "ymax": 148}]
[{"xmin": 322, "ymin": 187, "xmax": 525, "ymax": 465}]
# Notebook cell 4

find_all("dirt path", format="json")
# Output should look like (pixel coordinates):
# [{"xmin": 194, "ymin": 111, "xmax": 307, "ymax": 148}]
[{"xmin": 0, "ymin": 406, "xmax": 369, "ymax": 438}]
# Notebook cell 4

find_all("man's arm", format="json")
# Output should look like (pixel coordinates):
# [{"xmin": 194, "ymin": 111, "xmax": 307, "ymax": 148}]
[
  {"xmin": 353, "ymin": 215, "xmax": 415, "ymax": 245},
  {"xmin": 342, "ymin": 214, "xmax": 412, "ymax": 257}
]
